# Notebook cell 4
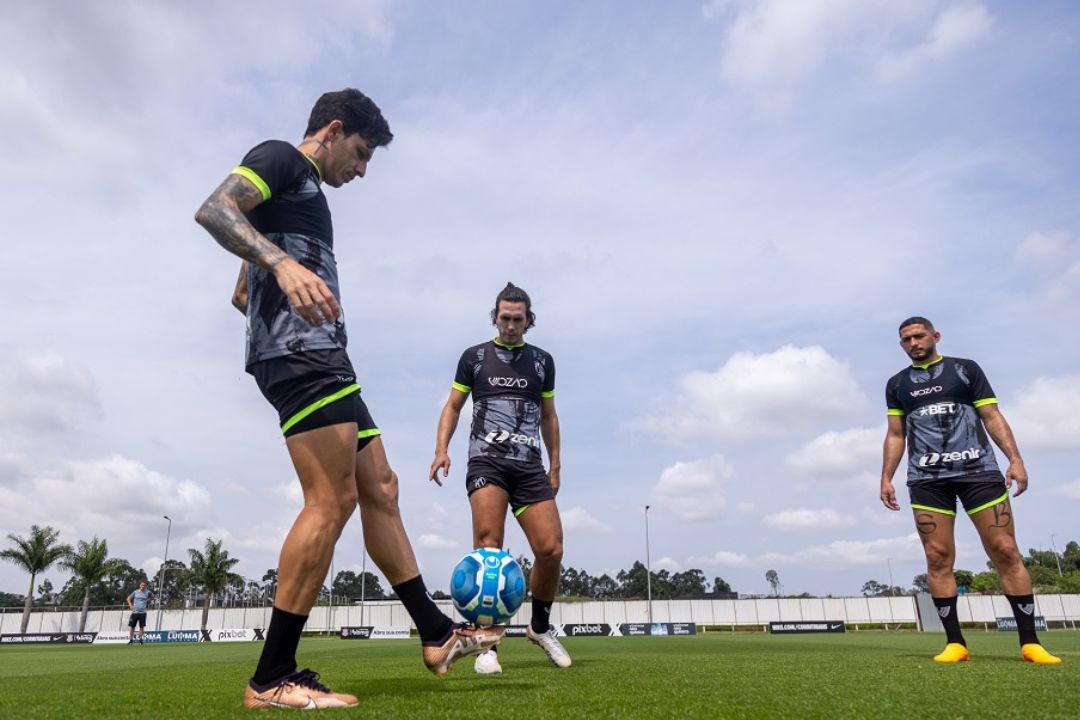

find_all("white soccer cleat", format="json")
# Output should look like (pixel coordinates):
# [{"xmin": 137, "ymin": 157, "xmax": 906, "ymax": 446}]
[
  {"xmin": 474, "ymin": 649, "xmax": 503, "ymax": 675},
  {"xmin": 526, "ymin": 625, "xmax": 572, "ymax": 668}
]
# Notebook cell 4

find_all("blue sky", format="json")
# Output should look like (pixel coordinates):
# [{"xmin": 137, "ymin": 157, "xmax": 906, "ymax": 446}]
[{"xmin": 1, "ymin": 1, "xmax": 1078, "ymax": 599}]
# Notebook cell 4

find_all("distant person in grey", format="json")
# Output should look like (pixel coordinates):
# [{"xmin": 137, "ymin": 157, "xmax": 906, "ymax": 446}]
[{"xmin": 126, "ymin": 580, "xmax": 152, "ymax": 644}]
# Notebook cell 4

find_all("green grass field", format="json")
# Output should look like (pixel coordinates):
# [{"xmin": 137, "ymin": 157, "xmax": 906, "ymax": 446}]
[{"xmin": 2, "ymin": 631, "xmax": 1077, "ymax": 719}]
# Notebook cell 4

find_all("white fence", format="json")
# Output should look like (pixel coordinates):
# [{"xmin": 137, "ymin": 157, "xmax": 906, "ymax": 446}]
[{"xmin": 3, "ymin": 595, "xmax": 1077, "ymax": 635}]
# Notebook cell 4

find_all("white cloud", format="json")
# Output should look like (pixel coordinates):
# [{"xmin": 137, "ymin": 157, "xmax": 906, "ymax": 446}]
[
  {"xmin": 652, "ymin": 455, "xmax": 733, "ymax": 522},
  {"xmin": 1052, "ymin": 479, "xmax": 1080, "ymax": 501},
  {"xmin": 786, "ymin": 425, "xmax": 884, "ymax": 484},
  {"xmin": 0, "ymin": 453, "xmax": 212, "ymax": 560},
  {"xmin": 761, "ymin": 533, "xmax": 923, "ymax": 569},
  {"xmin": 736, "ymin": 502, "xmax": 756, "ymax": 514},
  {"xmin": 417, "ymin": 533, "xmax": 458, "ymax": 551},
  {"xmin": 763, "ymin": 508, "xmax": 857, "ymax": 532},
  {"xmin": 1015, "ymin": 231, "xmax": 1080, "ymax": 302},
  {"xmin": 654, "ymin": 556, "xmax": 682, "ymax": 572},
  {"xmin": 1007, "ymin": 374, "xmax": 1080, "ymax": 450},
  {"xmin": 715, "ymin": 0, "xmax": 872, "ymax": 88},
  {"xmin": 876, "ymin": 4, "xmax": 993, "ymax": 83},
  {"xmin": 638, "ymin": 346, "xmax": 865, "ymax": 443},
  {"xmin": 0, "ymin": 350, "xmax": 102, "ymax": 446},
  {"xmin": 686, "ymin": 550, "xmax": 752, "ymax": 568},
  {"xmin": 561, "ymin": 506, "xmax": 612, "ymax": 533}
]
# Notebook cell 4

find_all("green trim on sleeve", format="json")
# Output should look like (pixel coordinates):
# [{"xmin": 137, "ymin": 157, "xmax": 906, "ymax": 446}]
[
  {"xmin": 452, "ymin": 382, "xmax": 471, "ymax": 394},
  {"xmin": 887, "ymin": 409, "xmax": 905, "ymax": 416},
  {"xmin": 973, "ymin": 397, "xmax": 998, "ymax": 408},
  {"xmin": 280, "ymin": 384, "xmax": 361, "ymax": 434},
  {"xmin": 966, "ymin": 491, "xmax": 1009, "ymax": 516},
  {"xmin": 911, "ymin": 503, "xmax": 956, "ymax": 517},
  {"xmin": 541, "ymin": 390, "xmax": 555, "ymax": 398},
  {"xmin": 231, "ymin": 166, "xmax": 271, "ymax": 201}
]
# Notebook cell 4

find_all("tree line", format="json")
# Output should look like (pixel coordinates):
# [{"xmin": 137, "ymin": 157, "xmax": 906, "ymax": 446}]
[{"xmin": 860, "ymin": 539, "xmax": 1080, "ymax": 597}]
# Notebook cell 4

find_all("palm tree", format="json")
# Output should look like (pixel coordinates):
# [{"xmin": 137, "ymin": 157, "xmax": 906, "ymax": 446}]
[
  {"xmin": 186, "ymin": 539, "xmax": 242, "ymax": 631},
  {"xmin": 0, "ymin": 525, "xmax": 71, "ymax": 633},
  {"xmin": 59, "ymin": 537, "xmax": 120, "ymax": 632}
]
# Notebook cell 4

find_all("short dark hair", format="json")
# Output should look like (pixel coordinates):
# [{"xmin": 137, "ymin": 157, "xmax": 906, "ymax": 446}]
[
  {"xmin": 304, "ymin": 88, "xmax": 393, "ymax": 147},
  {"xmin": 491, "ymin": 282, "xmax": 536, "ymax": 330},
  {"xmin": 899, "ymin": 316, "xmax": 934, "ymax": 334}
]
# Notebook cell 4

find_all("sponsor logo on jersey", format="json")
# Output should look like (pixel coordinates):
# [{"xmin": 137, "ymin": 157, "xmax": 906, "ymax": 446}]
[
  {"xmin": 918, "ymin": 448, "xmax": 982, "ymax": 467},
  {"xmin": 910, "ymin": 385, "xmax": 943, "ymax": 397},
  {"xmin": 918, "ymin": 402, "xmax": 957, "ymax": 416},
  {"xmin": 488, "ymin": 376, "xmax": 528, "ymax": 388},
  {"xmin": 483, "ymin": 430, "xmax": 540, "ymax": 448}
]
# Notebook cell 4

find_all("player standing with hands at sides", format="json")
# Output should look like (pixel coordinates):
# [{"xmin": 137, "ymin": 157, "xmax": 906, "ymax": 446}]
[
  {"xmin": 880, "ymin": 317, "xmax": 1060, "ymax": 665},
  {"xmin": 430, "ymin": 283, "xmax": 571, "ymax": 675},
  {"xmin": 196, "ymin": 88, "xmax": 502, "ymax": 710},
  {"xmin": 126, "ymin": 580, "xmax": 152, "ymax": 644}
]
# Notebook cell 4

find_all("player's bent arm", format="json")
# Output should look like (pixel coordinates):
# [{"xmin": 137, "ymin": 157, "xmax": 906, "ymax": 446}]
[
  {"xmin": 196, "ymin": 174, "xmax": 340, "ymax": 325},
  {"xmin": 879, "ymin": 415, "xmax": 905, "ymax": 510},
  {"xmin": 540, "ymin": 396, "xmax": 561, "ymax": 475},
  {"xmin": 430, "ymin": 389, "xmax": 469, "ymax": 483},
  {"xmin": 195, "ymin": 175, "xmax": 287, "ymax": 270},
  {"xmin": 232, "ymin": 261, "xmax": 249, "ymax": 313},
  {"xmin": 977, "ymin": 404, "xmax": 1027, "ymax": 493}
]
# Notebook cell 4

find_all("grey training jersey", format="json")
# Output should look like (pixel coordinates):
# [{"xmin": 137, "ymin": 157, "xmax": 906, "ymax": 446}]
[{"xmin": 129, "ymin": 589, "xmax": 151, "ymax": 613}]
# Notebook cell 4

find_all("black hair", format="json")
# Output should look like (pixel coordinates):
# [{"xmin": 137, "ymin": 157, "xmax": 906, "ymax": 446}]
[
  {"xmin": 490, "ymin": 282, "xmax": 536, "ymax": 330},
  {"xmin": 899, "ymin": 316, "xmax": 935, "ymax": 334},
  {"xmin": 304, "ymin": 88, "xmax": 393, "ymax": 147}
]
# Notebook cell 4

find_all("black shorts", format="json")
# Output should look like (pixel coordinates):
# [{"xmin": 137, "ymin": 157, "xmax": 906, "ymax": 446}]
[
  {"xmin": 250, "ymin": 349, "xmax": 381, "ymax": 451},
  {"xmin": 465, "ymin": 456, "xmax": 554, "ymax": 515},
  {"xmin": 128, "ymin": 612, "xmax": 147, "ymax": 628},
  {"xmin": 908, "ymin": 472, "xmax": 1009, "ymax": 516}
]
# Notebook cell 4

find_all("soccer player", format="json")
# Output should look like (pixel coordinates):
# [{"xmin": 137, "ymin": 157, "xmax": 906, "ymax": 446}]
[
  {"xmin": 430, "ymin": 283, "xmax": 572, "ymax": 675},
  {"xmin": 195, "ymin": 88, "xmax": 502, "ymax": 709},
  {"xmin": 879, "ymin": 317, "xmax": 1060, "ymax": 664},
  {"xmin": 126, "ymin": 580, "xmax": 152, "ymax": 644}
]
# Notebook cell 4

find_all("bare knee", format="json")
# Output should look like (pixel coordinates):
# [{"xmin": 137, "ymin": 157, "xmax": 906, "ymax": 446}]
[
  {"xmin": 358, "ymin": 468, "xmax": 401, "ymax": 514},
  {"xmin": 475, "ymin": 528, "xmax": 504, "ymax": 549},
  {"xmin": 987, "ymin": 541, "xmax": 1023, "ymax": 571},
  {"xmin": 924, "ymin": 544, "xmax": 953, "ymax": 575},
  {"xmin": 533, "ymin": 537, "xmax": 563, "ymax": 565}
]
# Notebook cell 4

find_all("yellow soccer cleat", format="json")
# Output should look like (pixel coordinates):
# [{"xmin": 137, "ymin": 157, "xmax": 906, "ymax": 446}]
[
  {"xmin": 1021, "ymin": 644, "xmax": 1062, "ymax": 665},
  {"xmin": 933, "ymin": 643, "xmax": 970, "ymax": 663}
]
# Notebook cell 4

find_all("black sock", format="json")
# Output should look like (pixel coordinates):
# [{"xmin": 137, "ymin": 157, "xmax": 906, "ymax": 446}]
[
  {"xmin": 530, "ymin": 598, "xmax": 553, "ymax": 634},
  {"xmin": 1006, "ymin": 594, "xmax": 1039, "ymax": 646},
  {"xmin": 393, "ymin": 575, "xmax": 453, "ymax": 643},
  {"xmin": 252, "ymin": 607, "xmax": 307, "ymax": 686},
  {"xmin": 932, "ymin": 596, "xmax": 965, "ymax": 646}
]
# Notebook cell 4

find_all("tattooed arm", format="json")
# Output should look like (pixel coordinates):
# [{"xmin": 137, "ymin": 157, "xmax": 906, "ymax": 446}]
[
  {"xmin": 977, "ymin": 404, "xmax": 1028, "ymax": 496},
  {"xmin": 880, "ymin": 414, "xmax": 905, "ymax": 511},
  {"xmin": 232, "ymin": 261, "xmax": 249, "ymax": 313},
  {"xmin": 195, "ymin": 174, "xmax": 340, "ymax": 325}
]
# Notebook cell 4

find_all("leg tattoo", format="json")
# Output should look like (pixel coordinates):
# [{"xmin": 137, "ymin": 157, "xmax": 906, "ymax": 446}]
[{"xmin": 916, "ymin": 513, "xmax": 938, "ymax": 535}]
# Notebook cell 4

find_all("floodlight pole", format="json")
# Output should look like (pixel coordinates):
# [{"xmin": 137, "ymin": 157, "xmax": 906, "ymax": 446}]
[
  {"xmin": 156, "ymin": 515, "xmax": 172, "ymax": 630},
  {"xmin": 1050, "ymin": 534, "xmax": 1064, "ymax": 577},
  {"xmin": 887, "ymin": 557, "xmax": 895, "ymax": 596},
  {"xmin": 645, "ymin": 505, "xmax": 653, "ymax": 625},
  {"xmin": 360, "ymin": 546, "xmax": 367, "ymax": 627}
]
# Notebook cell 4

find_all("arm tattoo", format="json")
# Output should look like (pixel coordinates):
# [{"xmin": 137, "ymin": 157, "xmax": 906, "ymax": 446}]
[
  {"xmin": 195, "ymin": 175, "xmax": 287, "ymax": 269},
  {"xmin": 916, "ymin": 513, "xmax": 938, "ymax": 535},
  {"xmin": 991, "ymin": 502, "xmax": 1012, "ymax": 529}
]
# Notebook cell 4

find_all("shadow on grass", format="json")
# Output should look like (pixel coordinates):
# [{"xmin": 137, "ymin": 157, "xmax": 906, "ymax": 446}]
[{"xmin": 357, "ymin": 678, "xmax": 541, "ymax": 698}]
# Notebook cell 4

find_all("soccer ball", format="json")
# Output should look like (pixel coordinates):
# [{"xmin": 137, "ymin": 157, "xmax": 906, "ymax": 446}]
[{"xmin": 450, "ymin": 548, "xmax": 525, "ymax": 626}]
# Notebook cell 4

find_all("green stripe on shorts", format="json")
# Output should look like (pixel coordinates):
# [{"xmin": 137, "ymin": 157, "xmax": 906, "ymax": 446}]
[
  {"xmin": 966, "ymin": 491, "xmax": 1009, "ymax": 516},
  {"xmin": 280, "ymin": 384, "xmax": 360, "ymax": 434},
  {"xmin": 357, "ymin": 428, "xmax": 381, "ymax": 439},
  {"xmin": 513, "ymin": 505, "xmax": 530, "ymax": 517},
  {"xmin": 911, "ymin": 503, "xmax": 956, "ymax": 516}
]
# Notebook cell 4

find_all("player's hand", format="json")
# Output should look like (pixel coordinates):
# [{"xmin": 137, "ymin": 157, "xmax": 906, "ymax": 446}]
[
  {"xmin": 272, "ymin": 257, "xmax": 341, "ymax": 326},
  {"xmin": 1006, "ymin": 459, "xmax": 1028, "ymax": 497},
  {"xmin": 429, "ymin": 452, "xmax": 451, "ymax": 486},
  {"xmin": 548, "ymin": 467, "xmax": 560, "ymax": 496},
  {"xmin": 880, "ymin": 479, "xmax": 900, "ymax": 511}
]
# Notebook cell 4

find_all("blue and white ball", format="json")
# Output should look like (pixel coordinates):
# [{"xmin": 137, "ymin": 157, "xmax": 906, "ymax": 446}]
[{"xmin": 450, "ymin": 548, "xmax": 525, "ymax": 626}]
